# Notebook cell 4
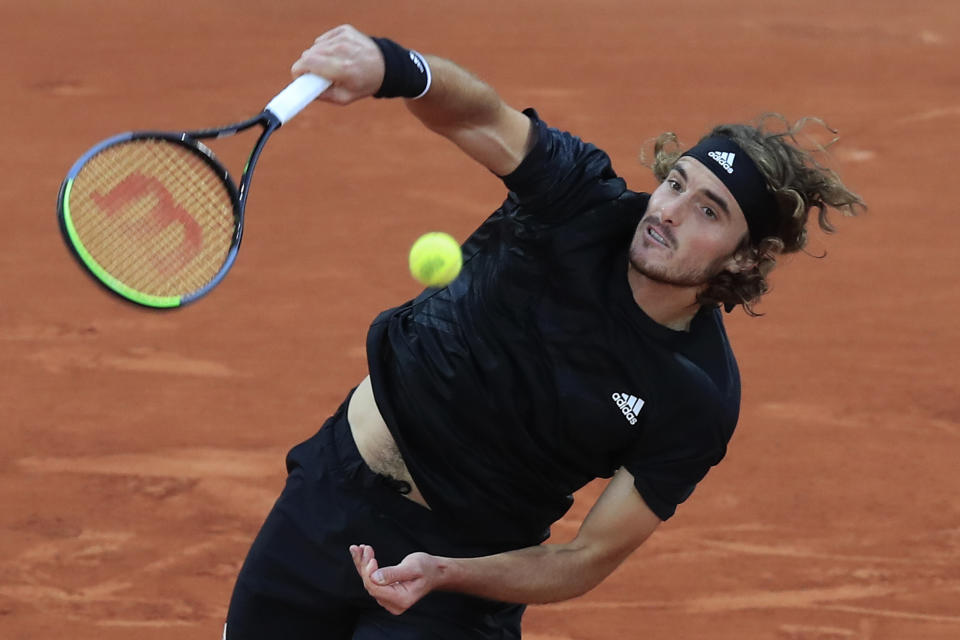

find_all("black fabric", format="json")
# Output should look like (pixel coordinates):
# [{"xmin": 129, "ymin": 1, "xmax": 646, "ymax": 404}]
[
  {"xmin": 225, "ymin": 394, "xmax": 524, "ymax": 640},
  {"xmin": 681, "ymin": 136, "xmax": 779, "ymax": 241},
  {"xmin": 366, "ymin": 110, "xmax": 741, "ymax": 541},
  {"xmin": 372, "ymin": 37, "xmax": 430, "ymax": 99}
]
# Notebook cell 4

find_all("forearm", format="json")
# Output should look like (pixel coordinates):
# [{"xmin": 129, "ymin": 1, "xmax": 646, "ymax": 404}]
[
  {"xmin": 404, "ymin": 56, "xmax": 532, "ymax": 175},
  {"xmin": 353, "ymin": 469, "xmax": 660, "ymax": 614},
  {"xmin": 432, "ymin": 541, "xmax": 619, "ymax": 604},
  {"xmin": 291, "ymin": 26, "xmax": 531, "ymax": 175},
  {"xmin": 405, "ymin": 56, "xmax": 502, "ymax": 133}
]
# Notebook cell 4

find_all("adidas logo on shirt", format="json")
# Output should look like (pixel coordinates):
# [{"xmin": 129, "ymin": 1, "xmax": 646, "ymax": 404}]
[
  {"xmin": 707, "ymin": 150, "xmax": 735, "ymax": 174},
  {"xmin": 611, "ymin": 392, "xmax": 644, "ymax": 425}
]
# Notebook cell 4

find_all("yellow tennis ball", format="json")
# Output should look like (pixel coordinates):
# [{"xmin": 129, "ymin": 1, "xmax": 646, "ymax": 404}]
[{"xmin": 408, "ymin": 232, "xmax": 463, "ymax": 287}]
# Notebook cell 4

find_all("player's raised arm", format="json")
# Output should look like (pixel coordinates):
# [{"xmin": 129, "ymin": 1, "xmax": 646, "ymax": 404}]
[
  {"xmin": 291, "ymin": 24, "xmax": 534, "ymax": 176},
  {"xmin": 403, "ymin": 55, "xmax": 534, "ymax": 176}
]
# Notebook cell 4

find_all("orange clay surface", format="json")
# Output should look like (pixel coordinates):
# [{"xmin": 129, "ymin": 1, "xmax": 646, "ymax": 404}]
[{"xmin": 3, "ymin": 1, "xmax": 960, "ymax": 639}]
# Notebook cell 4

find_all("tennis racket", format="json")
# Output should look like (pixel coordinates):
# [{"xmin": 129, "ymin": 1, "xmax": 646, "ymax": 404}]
[{"xmin": 57, "ymin": 73, "xmax": 331, "ymax": 309}]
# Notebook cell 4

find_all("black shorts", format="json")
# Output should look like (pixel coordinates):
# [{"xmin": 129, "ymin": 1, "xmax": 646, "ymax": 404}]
[{"xmin": 224, "ymin": 393, "xmax": 525, "ymax": 639}]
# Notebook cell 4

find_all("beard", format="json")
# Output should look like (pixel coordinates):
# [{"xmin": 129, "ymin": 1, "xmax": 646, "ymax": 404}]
[
  {"xmin": 628, "ymin": 247, "xmax": 729, "ymax": 288},
  {"xmin": 628, "ymin": 215, "xmax": 734, "ymax": 288}
]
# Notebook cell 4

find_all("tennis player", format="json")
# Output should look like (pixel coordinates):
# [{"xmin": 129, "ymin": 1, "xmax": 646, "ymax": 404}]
[{"xmin": 223, "ymin": 24, "xmax": 864, "ymax": 639}]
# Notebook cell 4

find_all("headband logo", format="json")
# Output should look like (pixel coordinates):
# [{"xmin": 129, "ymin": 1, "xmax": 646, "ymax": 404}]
[{"xmin": 707, "ymin": 151, "xmax": 735, "ymax": 174}]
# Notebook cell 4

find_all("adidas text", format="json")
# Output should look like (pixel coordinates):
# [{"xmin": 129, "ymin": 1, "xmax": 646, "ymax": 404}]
[
  {"xmin": 611, "ymin": 392, "xmax": 644, "ymax": 425},
  {"xmin": 707, "ymin": 150, "xmax": 735, "ymax": 174}
]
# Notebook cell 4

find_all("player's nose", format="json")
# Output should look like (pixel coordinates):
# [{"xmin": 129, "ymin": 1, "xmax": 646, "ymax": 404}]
[{"xmin": 660, "ymin": 197, "xmax": 689, "ymax": 226}]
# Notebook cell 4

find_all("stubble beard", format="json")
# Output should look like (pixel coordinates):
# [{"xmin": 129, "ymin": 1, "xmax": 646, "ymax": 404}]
[{"xmin": 628, "ymin": 246, "xmax": 728, "ymax": 289}]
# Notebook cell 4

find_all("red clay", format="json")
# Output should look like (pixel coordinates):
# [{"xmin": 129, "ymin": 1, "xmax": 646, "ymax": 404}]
[{"xmin": 3, "ymin": 1, "xmax": 959, "ymax": 639}]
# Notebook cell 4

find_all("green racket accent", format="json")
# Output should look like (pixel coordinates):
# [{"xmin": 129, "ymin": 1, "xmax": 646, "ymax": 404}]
[
  {"xmin": 57, "ymin": 73, "xmax": 329, "ymax": 309},
  {"xmin": 61, "ymin": 178, "xmax": 182, "ymax": 308}
]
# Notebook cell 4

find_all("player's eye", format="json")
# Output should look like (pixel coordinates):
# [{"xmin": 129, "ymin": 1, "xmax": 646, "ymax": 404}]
[
  {"xmin": 667, "ymin": 178, "xmax": 682, "ymax": 191},
  {"xmin": 702, "ymin": 206, "xmax": 718, "ymax": 219}
]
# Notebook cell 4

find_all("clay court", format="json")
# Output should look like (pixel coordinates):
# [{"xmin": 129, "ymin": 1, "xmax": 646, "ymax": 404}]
[{"xmin": 3, "ymin": 1, "xmax": 959, "ymax": 638}]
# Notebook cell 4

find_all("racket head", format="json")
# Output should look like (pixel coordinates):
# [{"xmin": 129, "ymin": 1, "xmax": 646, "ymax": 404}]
[{"xmin": 57, "ymin": 132, "xmax": 243, "ymax": 309}]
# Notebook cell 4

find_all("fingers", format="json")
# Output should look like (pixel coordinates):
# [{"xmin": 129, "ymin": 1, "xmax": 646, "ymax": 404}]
[
  {"xmin": 349, "ymin": 544, "xmax": 379, "ymax": 579},
  {"xmin": 314, "ymin": 23, "xmax": 353, "ymax": 44},
  {"xmin": 348, "ymin": 545, "xmax": 422, "ymax": 616},
  {"xmin": 290, "ymin": 49, "xmax": 342, "ymax": 84},
  {"xmin": 290, "ymin": 24, "xmax": 384, "ymax": 105},
  {"xmin": 350, "ymin": 545, "xmax": 414, "ymax": 586}
]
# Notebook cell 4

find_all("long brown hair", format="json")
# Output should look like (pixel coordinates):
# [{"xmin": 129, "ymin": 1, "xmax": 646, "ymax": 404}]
[{"xmin": 648, "ymin": 114, "xmax": 865, "ymax": 315}]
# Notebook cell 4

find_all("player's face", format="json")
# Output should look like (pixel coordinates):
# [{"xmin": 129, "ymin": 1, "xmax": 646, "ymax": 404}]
[{"xmin": 629, "ymin": 158, "xmax": 750, "ymax": 287}]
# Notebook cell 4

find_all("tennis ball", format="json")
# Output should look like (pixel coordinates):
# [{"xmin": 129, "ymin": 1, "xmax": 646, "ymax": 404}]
[{"xmin": 408, "ymin": 232, "xmax": 463, "ymax": 287}]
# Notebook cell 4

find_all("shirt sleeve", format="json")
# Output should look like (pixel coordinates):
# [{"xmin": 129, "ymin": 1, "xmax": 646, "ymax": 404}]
[
  {"xmin": 624, "ymin": 411, "xmax": 732, "ymax": 521},
  {"xmin": 500, "ymin": 109, "xmax": 626, "ymax": 224}
]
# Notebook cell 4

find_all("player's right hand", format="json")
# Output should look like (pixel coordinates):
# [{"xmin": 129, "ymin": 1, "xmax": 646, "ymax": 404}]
[{"xmin": 292, "ymin": 24, "xmax": 384, "ymax": 105}]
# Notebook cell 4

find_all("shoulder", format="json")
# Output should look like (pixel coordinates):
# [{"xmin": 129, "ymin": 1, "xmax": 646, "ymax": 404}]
[{"xmin": 501, "ymin": 109, "xmax": 626, "ymax": 212}]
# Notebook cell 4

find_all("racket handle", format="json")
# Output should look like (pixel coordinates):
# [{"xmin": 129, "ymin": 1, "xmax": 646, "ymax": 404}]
[{"xmin": 265, "ymin": 73, "xmax": 332, "ymax": 124}]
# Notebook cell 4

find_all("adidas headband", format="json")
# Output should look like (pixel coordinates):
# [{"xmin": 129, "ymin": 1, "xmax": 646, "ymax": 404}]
[{"xmin": 680, "ymin": 137, "xmax": 778, "ymax": 241}]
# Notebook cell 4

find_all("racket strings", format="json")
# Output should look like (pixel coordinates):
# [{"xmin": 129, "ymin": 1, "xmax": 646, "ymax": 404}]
[{"xmin": 66, "ymin": 139, "xmax": 237, "ymax": 298}]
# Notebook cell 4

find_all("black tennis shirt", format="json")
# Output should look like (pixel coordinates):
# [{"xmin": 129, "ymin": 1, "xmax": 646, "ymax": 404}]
[{"xmin": 366, "ymin": 111, "xmax": 740, "ymax": 545}]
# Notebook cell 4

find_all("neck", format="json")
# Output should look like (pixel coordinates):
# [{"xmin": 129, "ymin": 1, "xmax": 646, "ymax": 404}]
[{"xmin": 626, "ymin": 264, "xmax": 701, "ymax": 332}]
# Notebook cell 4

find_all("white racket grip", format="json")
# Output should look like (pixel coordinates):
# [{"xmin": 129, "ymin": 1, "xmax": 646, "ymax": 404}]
[{"xmin": 264, "ymin": 73, "xmax": 332, "ymax": 124}]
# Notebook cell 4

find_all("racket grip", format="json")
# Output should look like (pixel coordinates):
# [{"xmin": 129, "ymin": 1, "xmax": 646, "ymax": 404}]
[{"xmin": 265, "ymin": 73, "xmax": 332, "ymax": 124}]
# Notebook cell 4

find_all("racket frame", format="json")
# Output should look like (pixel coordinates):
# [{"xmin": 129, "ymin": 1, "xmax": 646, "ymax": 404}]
[
  {"xmin": 57, "ymin": 113, "xmax": 280, "ymax": 309},
  {"xmin": 57, "ymin": 73, "xmax": 329, "ymax": 309}
]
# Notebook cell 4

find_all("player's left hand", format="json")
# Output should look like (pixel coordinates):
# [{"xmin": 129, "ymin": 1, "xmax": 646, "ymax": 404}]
[{"xmin": 349, "ymin": 544, "xmax": 439, "ymax": 615}]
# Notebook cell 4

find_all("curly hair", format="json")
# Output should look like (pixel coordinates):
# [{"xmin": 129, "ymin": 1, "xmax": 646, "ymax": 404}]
[{"xmin": 647, "ymin": 114, "xmax": 865, "ymax": 315}]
